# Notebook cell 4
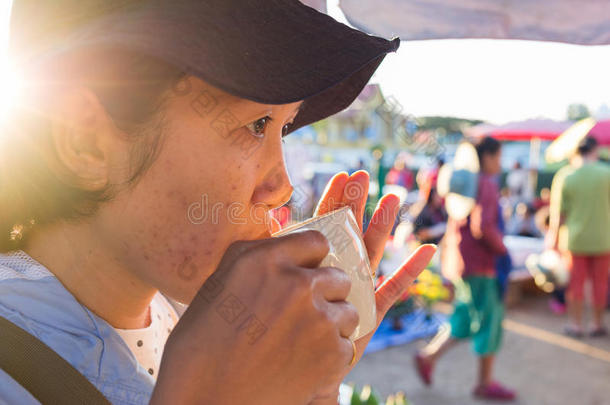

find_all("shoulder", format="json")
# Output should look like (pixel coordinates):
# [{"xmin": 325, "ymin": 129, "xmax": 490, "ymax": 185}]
[
  {"xmin": 478, "ymin": 175, "xmax": 499, "ymax": 200},
  {"xmin": 554, "ymin": 165, "xmax": 574, "ymax": 181},
  {"xmin": 0, "ymin": 369, "xmax": 41, "ymax": 405},
  {"xmin": 0, "ymin": 252, "xmax": 154, "ymax": 404},
  {"xmin": 557, "ymin": 166, "xmax": 578, "ymax": 188},
  {"xmin": 479, "ymin": 174, "xmax": 498, "ymax": 188},
  {"xmin": 593, "ymin": 162, "xmax": 610, "ymax": 175},
  {"xmin": 0, "ymin": 367, "xmax": 152, "ymax": 405},
  {"xmin": 569, "ymin": 162, "xmax": 610, "ymax": 180}
]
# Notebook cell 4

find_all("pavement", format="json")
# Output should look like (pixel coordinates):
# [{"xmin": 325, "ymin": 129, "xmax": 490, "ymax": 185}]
[{"xmin": 346, "ymin": 296, "xmax": 610, "ymax": 405}]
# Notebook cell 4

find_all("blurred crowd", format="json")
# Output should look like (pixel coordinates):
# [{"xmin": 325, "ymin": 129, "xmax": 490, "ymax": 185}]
[{"xmin": 277, "ymin": 134, "xmax": 610, "ymax": 401}]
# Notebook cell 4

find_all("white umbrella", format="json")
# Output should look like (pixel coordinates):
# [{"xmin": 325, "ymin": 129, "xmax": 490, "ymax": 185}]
[
  {"xmin": 300, "ymin": 0, "xmax": 327, "ymax": 13},
  {"xmin": 339, "ymin": 0, "xmax": 610, "ymax": 45},
  {"xmin": 545, "ymin": 117, "xmax": 597, "ymax": 163}
]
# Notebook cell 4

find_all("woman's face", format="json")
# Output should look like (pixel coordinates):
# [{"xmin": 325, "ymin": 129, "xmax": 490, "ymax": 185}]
[{"xmin": 96, "ymin": 76, "xmax": 301, "ymax": 303}]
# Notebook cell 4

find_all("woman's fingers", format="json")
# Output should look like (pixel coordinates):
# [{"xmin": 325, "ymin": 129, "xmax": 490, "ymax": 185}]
[
  {"xmin": 341, "ymin": 171, "xmax": 369, "ymax": 231},
  {"xmin": 311, "ymin": 266, "xmax": 352, "ymax": 302},
  {"xmin": 315, "ymin": 172, "xmax": 349, "ymax": 216},
  {"xmin": 315, "ymin": 171, "xmax": 401, "ymax": 275},
  {"xmin": 327, "ymin": 301, "xmax": 360, "ymax": 339},
  {"xmin": 375, "ymin": 244, "xmax": 437, "ymax": 322},
  {"xmin": 351, "ymin": 244, "xmax": 437, "ymax": 362},
  {"xmin": 315, "ymin": 171, "xmax": 370, "ymax": 232},
  {"xmin": 363, "ymin": 194, "xmax": 400, "ymax": 270}
]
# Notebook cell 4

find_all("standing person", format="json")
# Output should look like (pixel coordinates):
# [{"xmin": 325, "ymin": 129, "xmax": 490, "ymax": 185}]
[
  {"xmin": 547, "ymin": 137, "xmax": 610, "ymax": 337},
  {"xmin": 506, "ymin": 161, "xmax": 528, "ymax": 205},
  {"xmin": 373, "ymin": 147, "xmax": 389, "ymax": 200},
  {"xmin": 385, "ymin": 152, "xmax": 414, "ymax": 190},
  {"xmin": 418, "ymin": 156, "xmax": 444, "ymax": 201},
  {"xmin": 414, "ymin": 137, "xmax": 516, "ymax": 401},
  {"xmin": 413, "ymin": 187, "xmax": 447, "ymax": 245},
  {"xmin": 0, "ymin": 1, "xmax": 436, "ymax": 404}
]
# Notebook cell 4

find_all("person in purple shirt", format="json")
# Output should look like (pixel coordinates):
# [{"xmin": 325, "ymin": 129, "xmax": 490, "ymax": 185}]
[{"xmin": 414, "ymin": 137, "xmax": 516, "ymax": 401}]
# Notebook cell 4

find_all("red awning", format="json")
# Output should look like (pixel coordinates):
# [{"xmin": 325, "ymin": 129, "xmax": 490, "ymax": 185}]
[
  {"xmin": 589, "ymin": 120, "xmax": 610, "ymax": 146},
  {"xmin": 465, "ymin": 119, "xmax": 573, "ymax": 141}
]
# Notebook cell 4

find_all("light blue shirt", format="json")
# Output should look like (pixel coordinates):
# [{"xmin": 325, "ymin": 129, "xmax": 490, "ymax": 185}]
[{"xmin": 0, "ymin": 251, "xmax": 155, "ymax": 404}]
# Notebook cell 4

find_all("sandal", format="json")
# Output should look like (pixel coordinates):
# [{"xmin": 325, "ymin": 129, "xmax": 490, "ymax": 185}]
[
  {"xmin": 473, "ymin": 381, "xmax": 516, "ymax": 401},
  {"xmin": 414, "ymin": 352, "xmax": 433, "ymax": 386},
  {"xmin": 563, "ymin": 325, "xmax": 584, "ymax": 339},
  {"xmin": 589, "ymin": 327, "xmax": 608, "ymax": 338}
]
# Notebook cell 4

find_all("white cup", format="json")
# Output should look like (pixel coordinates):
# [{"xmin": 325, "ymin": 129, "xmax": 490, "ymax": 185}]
[{"xmin": 273, "ymin": 206, "xmax": 376, "ymax": 340}]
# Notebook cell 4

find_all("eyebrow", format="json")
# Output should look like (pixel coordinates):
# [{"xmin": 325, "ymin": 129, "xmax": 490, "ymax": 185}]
[
  {"xmin": 243, "ymin": 101, "xmax": 304, "ymax": 123},
  {"xmin": 290, "ymin": 102, "xmax": 305, "ymax": 116}
]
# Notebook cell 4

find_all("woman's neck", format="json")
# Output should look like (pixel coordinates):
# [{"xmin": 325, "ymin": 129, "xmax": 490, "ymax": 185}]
[{"xmin": 24, "ymin": 220, "xmax": 156, "ymax": 329}]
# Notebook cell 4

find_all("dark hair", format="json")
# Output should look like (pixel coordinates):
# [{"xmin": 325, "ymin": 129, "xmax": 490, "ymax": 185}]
[
  {"xmin": 426, "ymin": 186, "xmax": 439, "ymax": 205},
  {"xmin": 577, "ymin": 136, "xmax": 599, "ymax": 156},
  {"xmin": 475, "ymin": 136, "xmax": 501, "ymax": 165},
  {"xmin": 0, "ymin": 49, "xmax": 185, "ymax": 252}
]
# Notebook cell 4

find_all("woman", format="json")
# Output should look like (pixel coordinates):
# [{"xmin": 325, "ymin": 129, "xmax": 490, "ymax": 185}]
[
  {"xmin": 414, "ymin": 137, "xmax": 516, "ymax": 401},
  {"xmin": 0, "ymin": 1, "xmax": 435, "ymax": 404}
]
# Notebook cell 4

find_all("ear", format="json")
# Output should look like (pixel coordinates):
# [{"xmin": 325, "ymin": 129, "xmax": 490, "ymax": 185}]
[{"xmin": 50, "ymin": 87, "xmax": 117, "ymax": 191}]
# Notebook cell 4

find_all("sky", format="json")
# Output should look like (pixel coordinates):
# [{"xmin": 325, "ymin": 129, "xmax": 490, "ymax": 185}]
[
  {"xmin": 327, "ymin": 0, "xmax": 610, "ymax": 125},
  {"xmin": 0, "ymin": 1, "xmax": 9, "ymax": 56},
  {"xmin": 1, "ymin": 1, "xmax": 609, "ymax": 125}
]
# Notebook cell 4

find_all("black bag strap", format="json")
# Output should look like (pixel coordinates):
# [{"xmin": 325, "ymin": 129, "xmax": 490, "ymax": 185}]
[{"xmin": 0, "ymin": 315, "xmax": 111, "ymax": 405}]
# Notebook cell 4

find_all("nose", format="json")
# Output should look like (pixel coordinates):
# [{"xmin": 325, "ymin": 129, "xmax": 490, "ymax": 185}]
[{"xmin": 251, "ymin": 161, "xmax": 294, "ymax": 210}]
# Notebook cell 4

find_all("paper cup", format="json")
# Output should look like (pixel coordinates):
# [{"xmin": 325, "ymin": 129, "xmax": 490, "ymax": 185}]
[{"xmin": 273, "ymin": 206, "xmax": 376, "ymax": 340}]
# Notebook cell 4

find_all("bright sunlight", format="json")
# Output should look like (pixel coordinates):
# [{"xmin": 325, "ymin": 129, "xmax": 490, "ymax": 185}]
[{"xmin": 0, "ymin": 0, "xmax": 17, "ymax": 124}]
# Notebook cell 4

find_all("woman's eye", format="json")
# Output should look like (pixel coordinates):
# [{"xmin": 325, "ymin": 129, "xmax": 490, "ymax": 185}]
[
  {"xmin": 282, "ymin": 124, "xmax": 290, "ymax": 137},
  {"xmin": 246, "ymin": 117, "xmax": 270, "ymax": 138}
]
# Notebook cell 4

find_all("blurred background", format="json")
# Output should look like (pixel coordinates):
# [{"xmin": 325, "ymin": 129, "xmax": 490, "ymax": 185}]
[{"xmin": 275, "ymin": 2, "xmax": 610, "ymax": 404}]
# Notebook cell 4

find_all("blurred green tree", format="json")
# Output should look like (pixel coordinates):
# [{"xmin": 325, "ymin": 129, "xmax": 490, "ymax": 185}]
[
  {"xmin": 566, "ymin": 103, "xmax": 591, "ymax": 121},
  {"xmin": 417, "ymin": 116, "xmax": 483, "ymax": 134}
]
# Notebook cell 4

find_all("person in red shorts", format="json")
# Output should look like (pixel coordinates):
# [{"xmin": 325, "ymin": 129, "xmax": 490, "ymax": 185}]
[{"xmin": 547, "ymin": 137, "xmax": 610, "ymax": 337}]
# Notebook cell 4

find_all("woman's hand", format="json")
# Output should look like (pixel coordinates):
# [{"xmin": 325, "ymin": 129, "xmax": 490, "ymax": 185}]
[
  {"xmin": 310, "ymin": 171, "xmax": 437, "ymax": 404},
  {"xmin": 152, "ymin": 231, "xmax": 361, "ymax": 405}
]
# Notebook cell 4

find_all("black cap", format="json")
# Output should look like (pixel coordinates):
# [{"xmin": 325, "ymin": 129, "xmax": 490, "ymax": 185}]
[{"xmin": 9, "ymin": 0, "xmax": 399, "ymax": 133}]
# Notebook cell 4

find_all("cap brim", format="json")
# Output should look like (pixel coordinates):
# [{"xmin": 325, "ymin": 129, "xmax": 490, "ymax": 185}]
[{"xmin": 14, "ymin": 0, "xmax": 399, "ymax": 134}]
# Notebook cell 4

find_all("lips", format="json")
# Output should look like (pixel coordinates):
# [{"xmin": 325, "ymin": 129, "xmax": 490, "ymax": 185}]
[{"xmin": 236, "ymin": 211, "xmax": 275, "ymax": 241}]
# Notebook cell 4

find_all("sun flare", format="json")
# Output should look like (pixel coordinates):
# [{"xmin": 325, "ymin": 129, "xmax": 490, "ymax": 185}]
[
  {"xmin": 0, "ymin": 0, "xmax": 14, "ymax": 124},
  {"xmin": 0, "ymin": 61, "xmax": 21, "ymax": 124}
]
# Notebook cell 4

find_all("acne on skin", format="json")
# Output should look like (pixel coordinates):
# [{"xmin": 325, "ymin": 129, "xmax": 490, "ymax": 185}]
[{"xmin": 23, "ymin": 76, "xmax": 302, "ymax": 327}]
